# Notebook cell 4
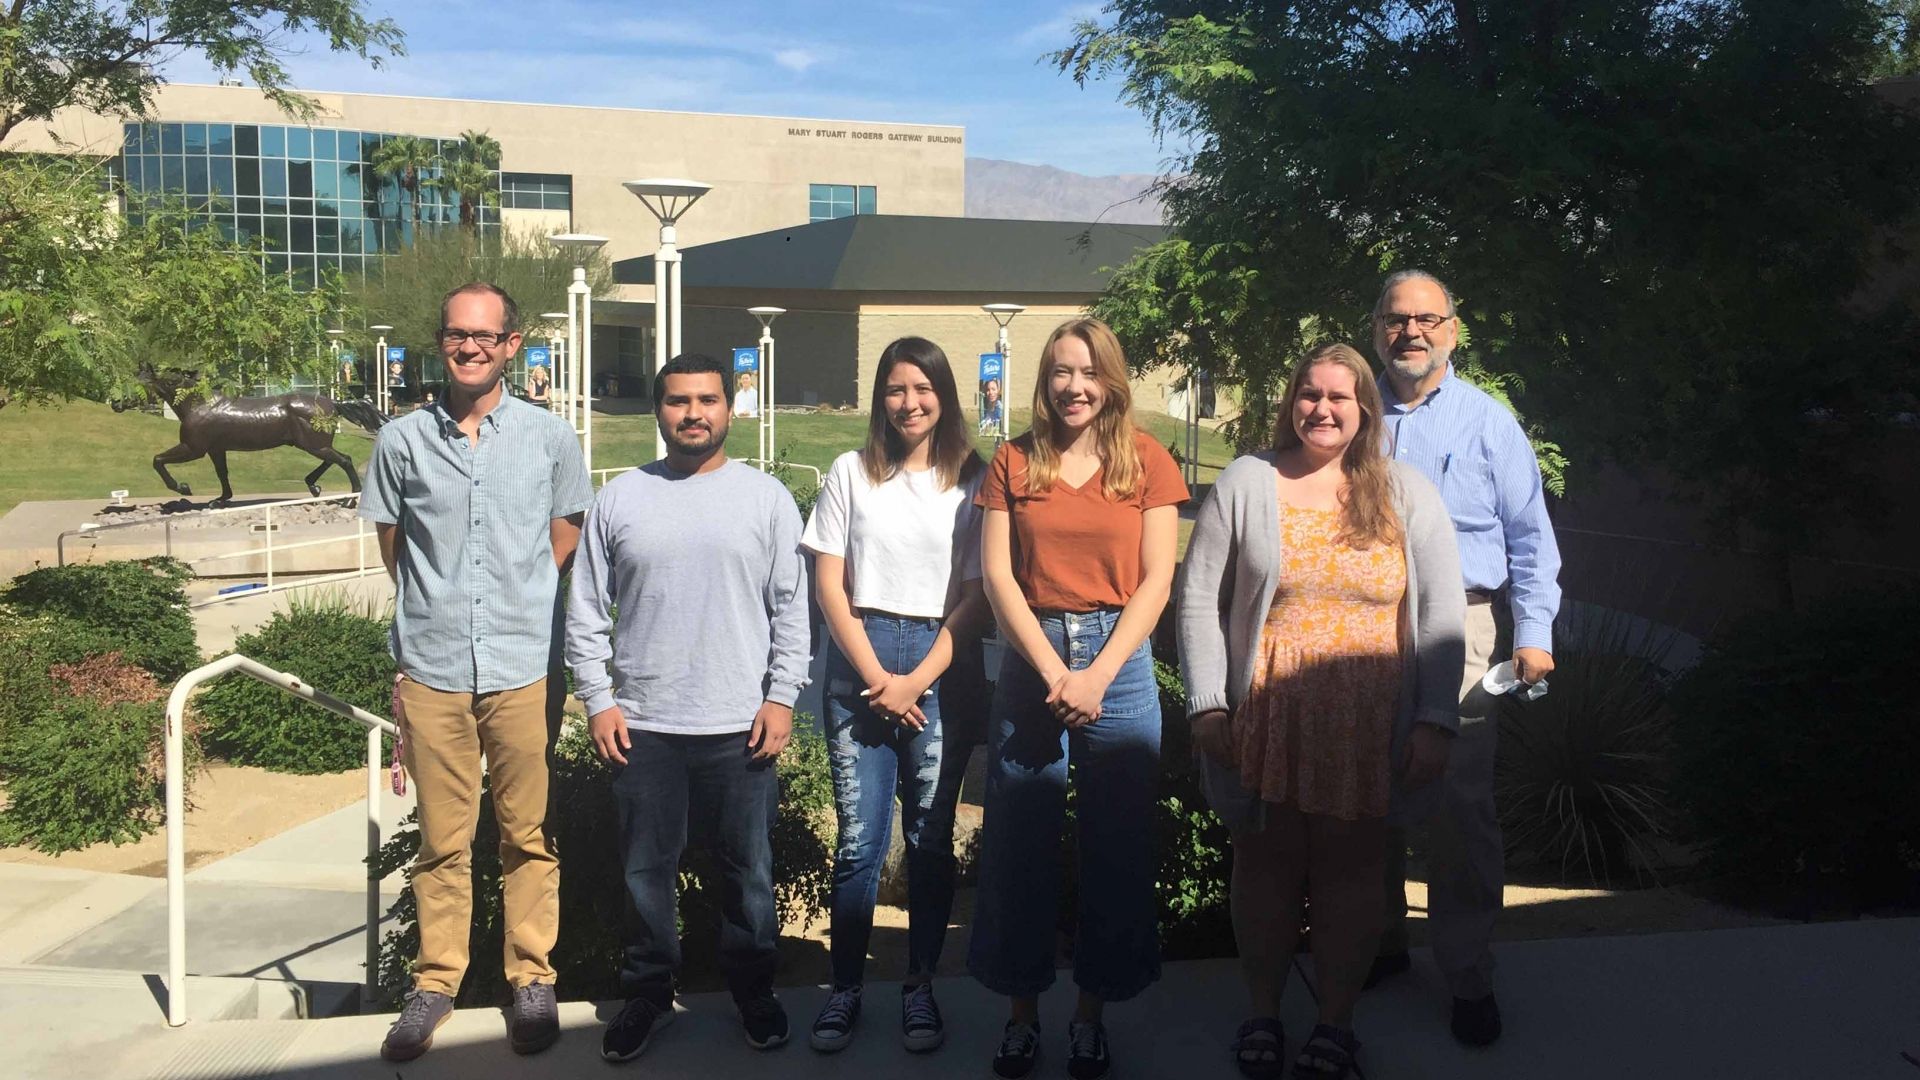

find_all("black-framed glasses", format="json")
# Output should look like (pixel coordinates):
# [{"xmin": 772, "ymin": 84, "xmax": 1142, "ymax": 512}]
[
  {"xmin": 1377, "ymin": 312, "xmax": 1453, "ymax": 333},
  {"xmin": 437, "ymin": 328, "xmax": 514, "ymax": 347}
]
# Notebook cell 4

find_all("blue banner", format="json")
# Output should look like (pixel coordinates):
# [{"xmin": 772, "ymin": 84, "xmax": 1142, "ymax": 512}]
[
  {"xmin": 979, "ymin": 352, "xmax": 1004, "ymax": 382},
  {"xmin": 733, "ymin": 347, "xmax": 761, "ymax": 373},
  {"xmin": 386, "ymin": 346, "xmax": 406, "ymax": 364},
  {"xmin": 524, "ymin": 346, "xmax": 552, "ymax": 368}
]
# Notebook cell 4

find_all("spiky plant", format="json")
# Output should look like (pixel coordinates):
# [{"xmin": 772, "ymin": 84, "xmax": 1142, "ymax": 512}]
[{"xmin": 1495, "ymin": 602, "xmax": 1683, "ymax": 888}]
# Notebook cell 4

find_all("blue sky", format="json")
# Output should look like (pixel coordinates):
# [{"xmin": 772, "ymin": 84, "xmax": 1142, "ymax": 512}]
[{"xmin": 156, "ymin": 0, "xmax": 1176, "ymax": 176}]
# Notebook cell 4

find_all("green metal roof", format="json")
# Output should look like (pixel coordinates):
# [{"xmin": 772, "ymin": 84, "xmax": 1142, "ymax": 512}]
[{"xmin": 613, "ymin": 214, "xmax": 1170, "ymax": 294}]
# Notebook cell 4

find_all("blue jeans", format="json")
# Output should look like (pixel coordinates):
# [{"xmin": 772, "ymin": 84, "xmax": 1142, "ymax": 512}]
[
  {"xmin": 610, "ymin": 728, "xmax": 779, "ymax": 1007},
  {"xmin": 968, "ymin": 609, "xmax": 1163, "ymax": 1002},
  {"xmin": 823, "ymin": 614, "xmax": 985, "ymax": 987}
]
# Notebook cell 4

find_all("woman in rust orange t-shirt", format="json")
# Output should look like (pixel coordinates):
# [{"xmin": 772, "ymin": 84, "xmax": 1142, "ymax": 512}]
[{"xmin": 966, "ymin": 317, "xmax": 1188, "ymax": 1080}]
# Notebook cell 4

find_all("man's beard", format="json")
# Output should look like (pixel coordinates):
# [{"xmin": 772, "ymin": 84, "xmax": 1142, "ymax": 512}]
[
  {"xmin": 1385, "ymin": 341, "xmax": 1451, "ymax": 382},
  {"xmin": 662, "ymin": 416, "xmax": 727, "ymax": 454}
]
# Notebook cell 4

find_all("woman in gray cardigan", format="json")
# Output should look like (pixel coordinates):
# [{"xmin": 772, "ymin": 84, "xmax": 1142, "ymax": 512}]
[{"xmin": 1177, "ymin": 344, "xmax": 1465, "ymax": 1080}]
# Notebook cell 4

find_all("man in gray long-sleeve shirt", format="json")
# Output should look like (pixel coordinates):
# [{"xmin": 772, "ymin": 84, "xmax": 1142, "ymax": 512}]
[{"xmin": 566, "ymin": 353, "xmax": 810, "ymax": 1064}]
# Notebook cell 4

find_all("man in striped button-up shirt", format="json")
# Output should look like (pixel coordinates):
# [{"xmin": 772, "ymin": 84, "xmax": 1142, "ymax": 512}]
[
  {"xmin": 360, "ymin": 283, "xmax": 594, "ymax": 1062},
  {"xmin": 1368, "ymin": 270, "xmax": 1563, "ymax": 1049}
]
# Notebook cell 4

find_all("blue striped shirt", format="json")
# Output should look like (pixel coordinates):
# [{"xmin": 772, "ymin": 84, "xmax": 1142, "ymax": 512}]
[
  {"xmin": 1379, "ymin": 366, "xmax": 1563, "ymax": 653},
  {"xmin": 359, "ymin": 391, "xmax": 595, "ymax": 693}
]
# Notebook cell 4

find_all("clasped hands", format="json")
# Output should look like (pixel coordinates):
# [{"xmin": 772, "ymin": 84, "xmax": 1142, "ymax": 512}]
[
  {"xmin": 1044, "ymin": 666, "xmax": 1110, "ymax": 728},
  {"xmin": 861, "ymin": 671, "xmax": 931, "ymax": 731}
]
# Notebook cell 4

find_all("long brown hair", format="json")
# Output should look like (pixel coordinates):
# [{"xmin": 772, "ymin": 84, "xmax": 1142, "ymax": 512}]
[
  {"xmin": 1026, "ymin": 318, "xmax": 1142, "ymax": 499},
  {"xmin": 1271, "ymin": 343, "xmax": 1401, "ymax": 548},
  {"xmin": 860, "ymin": 336, "xmax": 982, "ymax": 490}
]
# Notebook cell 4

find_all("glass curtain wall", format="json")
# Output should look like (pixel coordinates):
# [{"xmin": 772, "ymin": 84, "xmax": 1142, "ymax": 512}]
[{"xmin": 119, "ymin": 121, "xmax": 500, "ymax": 289}]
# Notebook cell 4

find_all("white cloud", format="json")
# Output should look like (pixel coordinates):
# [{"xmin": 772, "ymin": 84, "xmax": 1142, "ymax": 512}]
[
  {"xmin": 773, "ymin": 48, "xmax": 820, "ymax": 74},
  {"xmin": 1012, "ymin": 3, "xmax": 1104, "ymax": 51}
]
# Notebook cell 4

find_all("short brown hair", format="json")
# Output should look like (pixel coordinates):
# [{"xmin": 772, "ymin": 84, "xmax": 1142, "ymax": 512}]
[{"xmin": 440, "ymin": 282, "xmax": 520, "ymax": 333}]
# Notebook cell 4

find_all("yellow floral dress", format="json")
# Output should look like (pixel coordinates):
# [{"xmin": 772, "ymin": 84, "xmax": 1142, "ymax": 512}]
[{"xmin": 1235, "ymin": 506, "xmax": 1407, "ymax": 821}]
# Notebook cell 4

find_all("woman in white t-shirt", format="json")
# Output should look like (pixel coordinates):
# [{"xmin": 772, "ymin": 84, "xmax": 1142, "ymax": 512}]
[{"xmin": 801, "ymin": 336, "xmax": 989, "ymax": 1056}]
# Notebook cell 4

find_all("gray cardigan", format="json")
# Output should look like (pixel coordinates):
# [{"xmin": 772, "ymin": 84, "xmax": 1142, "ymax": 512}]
[{"xmin": 1177, "ymin": 453, "xmax": 1466, "ymax": 749}]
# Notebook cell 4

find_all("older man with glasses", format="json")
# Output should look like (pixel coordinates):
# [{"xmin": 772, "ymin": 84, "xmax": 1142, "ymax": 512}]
[
  {"xmin": 361, "ymin": 282, "xmax": 594, "ymax": 1062},
  {"xmin": 1366, "ymin": 270, "xmax": 1562, "ymax": 1048}
]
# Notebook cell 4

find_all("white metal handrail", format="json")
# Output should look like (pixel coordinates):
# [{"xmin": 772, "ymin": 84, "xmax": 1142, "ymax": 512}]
[
  {"xmin": 163, "ymin": 655, "xmax": 398, "ymax": 1028},
  {"xmin": 58, "ymin": 491, "xmax": 364, "ymax": 567}
]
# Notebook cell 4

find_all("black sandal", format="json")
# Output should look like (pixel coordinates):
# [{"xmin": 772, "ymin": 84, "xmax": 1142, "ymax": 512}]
[
  {"xmin": 1232, "ymin": 1017, "xmax": 1285, "ymax": 1079},
  {"xmin": 1291, "ymin": 1023, "xmax": 1361, "ymax": 1078}
]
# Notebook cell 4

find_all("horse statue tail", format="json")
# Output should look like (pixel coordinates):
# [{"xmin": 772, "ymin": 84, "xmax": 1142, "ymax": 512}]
[{"xmin": 335, "ymin": 398, "xmax": 390, "ymax": 434}]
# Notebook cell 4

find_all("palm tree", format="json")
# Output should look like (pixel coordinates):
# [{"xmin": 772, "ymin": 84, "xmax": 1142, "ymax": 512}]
[
  {"xmin": 368, "ymin": 134, "xmax": 435, "ymax": 227},
  {"xmin": 432, "ymin": 156, "xmax": 500, "ymax": 231},
  {"xmin": 434, "ymin": 130, "xmax": 502, "ymax": 233}
]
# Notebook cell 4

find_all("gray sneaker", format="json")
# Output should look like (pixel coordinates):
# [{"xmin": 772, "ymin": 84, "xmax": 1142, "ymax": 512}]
[
  {"xmin": 510, "ymin": 982, "xmax": 560, "ymax": 1054},
  {"xmin": 381, "ymin": 989, "xmax": 454, "ymax": 1062}
]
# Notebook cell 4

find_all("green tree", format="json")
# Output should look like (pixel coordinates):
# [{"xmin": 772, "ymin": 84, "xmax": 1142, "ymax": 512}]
[
  {"xmin": 96, "ymin": 200, "xmax": 339, "ymax": 402},
  {"xmin": 339, "ymin": 226, "xmax": 611, "ymax": 363},
  {"xmin": 0, "ymin": 154, "xmax": 122, "ymax": 409},
  {"xmin": 0, "ymin": 0, "xmax": 404, "ymax": 146},
  {"xmin": 1062, "ymin": 0, "xmax": 1920, "ymax": 606},
  {"xmin": 369, "ymin": 134, "xmax": 435, "ymax": 228},
  {"xmin": 1874, "ymin": 0, "xmax": 1920, "ymax": 76}
]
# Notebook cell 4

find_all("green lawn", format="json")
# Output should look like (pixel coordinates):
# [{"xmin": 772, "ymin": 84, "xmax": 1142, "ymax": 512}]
[
  {"xmin": 0, "ymin": 399, "xmax": 380, "ymax": 517},
  {"xmin": 0, "ymin": 400, "xmax": 1237, "ymax": 519}
]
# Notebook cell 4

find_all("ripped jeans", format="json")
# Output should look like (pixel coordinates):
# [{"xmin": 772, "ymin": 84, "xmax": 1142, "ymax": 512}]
[{"xmin": 823, "ymin": 613, "xmax": 984, "ymax": 987}]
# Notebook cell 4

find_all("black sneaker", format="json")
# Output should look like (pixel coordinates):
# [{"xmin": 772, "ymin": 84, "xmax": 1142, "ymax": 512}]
[
  {"xmin": 809, "ymin": 985, "xmax": 861, "ymax": 1053},
  {"xmin": 1067, "ymin": 1018, "xmax": 1111, "ymax": 1080},
  {"xmin": 381, "ymin": 989, "xmax": 454, "ymax": 1062},
  {"xmin": 1451, "ymin": 993, "xmax": 1503, "ymax": 1047},
  {"xmin": 992, "ymin": 1019, "xmax": 1042, "ymax": 1079},
  {"xmin": 901, "ymin": 981, "xmax": 944, "ymax": 1052},
  {"xmin": 1363, "ymin": 950, "xmax": 1411, "ymax": 990},
  {"xmin": 602, "ymin": 996, "xmax": 674, "ymax": 1063},
  {"xmin": 740, "ymin": 992, "xmax": 790, "ymax": 1050},
  {"xmin": 509, "ymin": 982, "xmax": 559, "ymax": 1055}
]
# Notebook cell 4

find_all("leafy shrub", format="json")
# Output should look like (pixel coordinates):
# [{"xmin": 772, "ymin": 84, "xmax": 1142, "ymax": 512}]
[
  {"xmin": 0, "ymin": 651, "xmax": 199, "ymax": 852},
  {"xmin": 1495, "ymin": 604, "xmax": 1680, "ymax": 887},
  {"xmin": 3, "ymin": 558, "xmax": 198, "ymax": 680},
  {"xmin": 373, "ymin": 719, "xmax": 834, "ymax": 1007},
  {"xmin": 1672, "ymin": 587, "xmax": 1920, "ymax": 910},
  {"xmin": 196, "ymin": 591, "xmax": 395, "ymax": 774}
]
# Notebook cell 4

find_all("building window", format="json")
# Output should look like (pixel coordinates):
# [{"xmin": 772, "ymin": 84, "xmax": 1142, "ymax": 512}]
[
  {"xmin": 809, "ymin": 183, "xmax": 877, "ymax": 222},
  {"xmin": 500, "ymin": 172, "xmax": 572, "ymax": 211},
  {"xmin": 117, "ymin": 121, "xmax": 499, "ymax": 290}
]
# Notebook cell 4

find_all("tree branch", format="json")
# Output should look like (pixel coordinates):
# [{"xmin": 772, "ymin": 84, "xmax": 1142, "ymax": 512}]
[{"xmin": 1451, "ymin": 0, "xmax": 1496, "ymax": 91}]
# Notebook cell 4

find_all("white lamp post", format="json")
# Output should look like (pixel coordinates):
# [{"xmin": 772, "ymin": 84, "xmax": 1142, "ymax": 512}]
[
  {"xmin": 326, "ymin": 329, "xmax": 345, "ymax": 398},
  {"xmin": 623, "ymin": 178, "xmax": 712, "ymax": 461},
  {"xmin": 370, "ymin": 325, "xmax": 394, "ymax": 414},
  {"xmin": 539, "ymin": 311, "xmax": 568, "ymax": 417},
  {"xmin": 548, "ymin": 234, "xmax": 608, "ymax": 476},
  {"xmin": 747, "ymin": 307, "xmax": 784, "ymax": 467},
  {"xmin": 982, "ymin": 303, "xmax": 1025, "ymax": 444}
]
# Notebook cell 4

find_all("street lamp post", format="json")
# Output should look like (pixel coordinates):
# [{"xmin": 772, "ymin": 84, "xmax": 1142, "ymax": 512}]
[
  {"xmin": 623, "ymin": 178, "xmax": 713, "ymax": 461},
  {"xmin": 548, "ymin": 234, "xmax": 608, "ymax": 476},
  {"xmin": 326, "ymin": 329, "xmax": 345, "ymax": 399},
  {"xmin": 981, "ymin": 304, "xmax": 1025, "ymax": 445},
  {"xmin": 537, "ymin": 311, "xmax": 564, "ymax": 417},
  {"xmin": 748, "ymin": 307, "xmax": 784, "ymax": 468},
  {"xmin": 370, "ymin": 325, "xmax": 394, "ymax": 414}
]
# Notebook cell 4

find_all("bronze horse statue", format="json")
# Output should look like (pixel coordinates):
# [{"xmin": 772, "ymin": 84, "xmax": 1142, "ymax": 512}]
[{"xmin": 117, "ymin": 369, "xmax": 389, "ymax": 507}]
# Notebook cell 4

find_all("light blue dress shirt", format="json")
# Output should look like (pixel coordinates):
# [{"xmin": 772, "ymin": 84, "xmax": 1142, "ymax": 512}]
[
  {"xmin": 359, "ymin": 390, "xmax": 595, "ymax": 693},
  {"xmin": 1378, "ymin": 366, "xmax": 1563, "ymax": 653}
]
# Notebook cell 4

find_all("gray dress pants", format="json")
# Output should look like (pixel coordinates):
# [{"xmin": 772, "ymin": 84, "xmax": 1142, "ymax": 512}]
[{"xmin": 1381, "ymin": 598, "xmax": 1506, "ymax": 1000}]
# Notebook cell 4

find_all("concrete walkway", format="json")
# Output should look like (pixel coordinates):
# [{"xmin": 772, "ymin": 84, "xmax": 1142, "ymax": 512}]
[{"xmin": 39, "ymin": 918, "xmax": 1920, "ymax": 1080}]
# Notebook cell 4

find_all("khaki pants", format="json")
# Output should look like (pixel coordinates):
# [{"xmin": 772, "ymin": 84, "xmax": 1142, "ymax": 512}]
[
  {"xmin": 399, "ymin": 676, "xmax": 559, "ymax": 995},
  {"xmin": 1382, "ymin": 600, "xmax": 1506, "ymax": 1000}
]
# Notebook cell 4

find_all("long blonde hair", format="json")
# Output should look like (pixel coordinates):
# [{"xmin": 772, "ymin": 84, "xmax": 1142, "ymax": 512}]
[
  {"xmin": 1271, "ymin": 343, "xmax": 1401, "ymax": 548},
  {"xmin": 1026, "ymin": 318, "xmax": 1142, "ymax": 499}
]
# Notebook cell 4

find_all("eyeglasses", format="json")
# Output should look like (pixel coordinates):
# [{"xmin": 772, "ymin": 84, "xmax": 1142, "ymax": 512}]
[
  {"xmin": 1377, "ymin": 313, "xmax": 1453, "ymax": 333},
  {"xmin": 437, "ymin": 328, "xmax": 513, "ymax": 347}
]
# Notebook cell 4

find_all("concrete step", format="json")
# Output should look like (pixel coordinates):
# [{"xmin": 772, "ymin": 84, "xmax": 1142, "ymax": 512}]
[{"xmin": 0, "ymin": 964, "xmax": 308, "ymax": 1079}]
